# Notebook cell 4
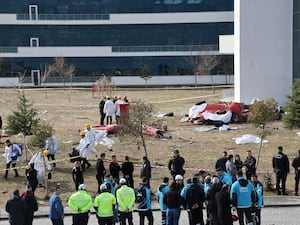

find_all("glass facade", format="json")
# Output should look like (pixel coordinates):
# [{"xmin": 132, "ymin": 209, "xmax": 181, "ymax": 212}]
[
  {"xmin": 0, "ymin": 0, "xmax": 234, "ymax": 80},
  {"xmin": 294, "ymin": 0, "xmax": 300, "ymax": 79},
  {"xmin": 0, "ymin": 0, "xmax": 233, "ymax": 14}
]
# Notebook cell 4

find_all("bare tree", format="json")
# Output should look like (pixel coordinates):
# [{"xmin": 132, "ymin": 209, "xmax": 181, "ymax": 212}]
[{"xmin": 141, "ymin": 64, "xmax": 152, "ymax": 88}]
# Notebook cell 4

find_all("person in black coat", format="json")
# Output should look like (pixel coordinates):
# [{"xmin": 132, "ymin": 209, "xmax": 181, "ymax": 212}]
[
  {"xmin": 25, "ymin": 163, "xmax": 38, "ymax": 193},
  {"xmin": 272, "ymin": 146, "xmax": 290, "ymax": 195},
  {"xmin": 292, "ymin": 150, "xmax": 300, "ymax": 195},
  {"xmin": 215, "ymin": 151, "xmax": 228, "ymax": 172},
  {"xmin": 168, "ymin": 150, "xmax": 185, "ymax": 180},
  {"xmin": 186, "ymin": 177, "xmax": 205, "ymax": 225},
  {"xmin": 109, "ymin": 155, "xmax": 121, "ymax": 184},
  {"xmin": 23, "ymin": 190, "xmax": 38, "ymax": 225},
  {"xmin": 72, "ymin": 161, "xmax": 84, "ymax": 191},
  {"xmin": 99, "ymin": 97, "xmax": 106, "ymax": 125},
  {"xmin": 121, "ymin": 155, "xmax": 134, "ymax": 188},
  {"xmin": 140, "ymin": 156, "xmax": 151, "ymax": 187},
  {"xmin": 5, "ymin": 189, "xmax": 26, "ymax": 225},
  {"xmin": 205, "ymin": 177, "xmax": 223, "ymax": 225},
  {"xmin": 96, "ymin": 153, "xmax": 106, "ymax": 192},
  {"xmin": 215, "ymin": 184, "xmax": 232, "ymax": 225}
]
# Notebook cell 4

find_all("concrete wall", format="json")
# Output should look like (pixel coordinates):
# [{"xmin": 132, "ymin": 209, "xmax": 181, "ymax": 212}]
[{"xmin": 234, "ymin": 0, "xmax": 293, "ymax": 106}]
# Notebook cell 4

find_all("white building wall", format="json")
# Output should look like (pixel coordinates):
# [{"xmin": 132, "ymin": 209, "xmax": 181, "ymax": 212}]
[{"xmin": 234, "ymin": 0, "xmax": 293, "ymax": 106}]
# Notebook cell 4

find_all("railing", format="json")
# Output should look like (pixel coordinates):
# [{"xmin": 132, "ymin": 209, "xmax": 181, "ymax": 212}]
[
  {"xmin": 112, "ymin": 44, "xmax": 218, "ymax": 52},
  {"xmin": 17, "ymin": 14, "xmax": 110, "ymax": 20},
  {"xmin": 0, "ymin": 47, "xmax": 18, "ymax": 53}
]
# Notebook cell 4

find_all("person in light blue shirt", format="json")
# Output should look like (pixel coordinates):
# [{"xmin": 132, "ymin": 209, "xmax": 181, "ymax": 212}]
[
  {"xmin": 230, "ymin": 170, "xmax": 255, "ymax": 225},
  {"xmin": 157, "ymin": 177, "xmax": 169, "ymax": 225},
  {"xmin": 49, "ymin": 184, "xmax": 64, "ymax": 225},
  {"xmin": 251, "ymin": 174, "xmax": 264, "ymax": 225},
  {"xmin": 216, "ymin": 167, "xmax": 232, "ymax": 186}
]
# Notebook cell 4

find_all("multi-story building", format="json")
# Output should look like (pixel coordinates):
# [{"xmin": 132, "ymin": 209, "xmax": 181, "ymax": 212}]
[{"xmin": 0, "ymin": 0, "xmax": 234, "ymax": 86}]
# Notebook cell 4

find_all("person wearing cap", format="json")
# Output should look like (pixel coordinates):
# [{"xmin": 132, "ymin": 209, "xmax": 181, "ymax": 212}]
[
  {"xmin": 157, "ymin": 177, "xmax": 169, "ymax": 225},
  {"xmin": 84, "ymin": 123, "xmax": 98, "ymax": 156},
  {"xmin": 168, "ymin": 150, "xmax": 185, "ymax": 181},
  {"xmin": 272, "ymin": 146, "xmax": 290, "ymax": 195},
  {"xmin": 104, "ymin": 96, "xmax": 115, "ymax": 125},
  {"xmin": 115, "ymin": 95, "xmax": 124, "ymax": 124},
  {"xmin": 49, "ymin": 184, "xmax": 64, "ymax": 225},
  {"xmin": 135, "ymin": 177, "xmax": 153, "ymax": 225},
  {"xmin": 23, "ymin": 187, "xmax": 38, "ymax": 225},
  {"xmin": 116, "ymin": 178, "xmax": 135, "ymax": 225},
  {"xmin": 292, "ymin": 149, "xmax": 300, "ymax": 196},
  {"xmin": 75, "ymin": 131, "xmax": 92, "ymax": 170},
  {"xmin": 3, "ymin": 139, "xmax": 22, "ymax": 179},
  {"xmin": 94, "ymin": 183, "xmax": 116, "ymax": 225},
  {"xmin": 174, "ymin": 174, "xmax": 184, "ymax": 194},
  {"xmin": 45, "ymin": 135, "xmax": 58, "ymax": 168},
  {"xmin": 68, "ymin": 184, "xmax": 93, "ymax": 225},
  {"xmin": 5, "ymin": 189, "xmax": 26, "ymax": 225}
]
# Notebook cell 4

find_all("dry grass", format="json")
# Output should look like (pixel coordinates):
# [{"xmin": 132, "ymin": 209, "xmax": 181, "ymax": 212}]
[{"xmin": 0, "ymin": 87, "xmax": 299, "ymax": 208}]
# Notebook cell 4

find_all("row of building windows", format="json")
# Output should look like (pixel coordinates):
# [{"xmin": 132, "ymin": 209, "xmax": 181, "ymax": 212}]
[
  {"xmin": 0, "ymin": 23, "xmax": 233, "ymax": 47},
  {"xmin": 0, "ymin": 0, "xmax": 233, "ymax": 14}
]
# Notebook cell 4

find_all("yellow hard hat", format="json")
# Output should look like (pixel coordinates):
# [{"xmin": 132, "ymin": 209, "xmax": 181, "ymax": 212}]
[
  {"xmin": 117, "ymin": 96, "xmax": 122, "ymax": 100},
  {"xmin": 80, "ymin": 131, "xmax": 86, "ymax": 136},
  {"xmin": 85, "ymin": 123, "xmax": 91, "ymax": 129}
]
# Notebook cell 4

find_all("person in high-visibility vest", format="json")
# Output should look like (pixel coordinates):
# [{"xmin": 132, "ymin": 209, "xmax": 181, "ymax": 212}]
[
  {"xmin": 94, "ymin": 183, "xmax": 116, "ymax": 225},
  {"xmin": 68, "ymin": 184, "xmax": 93, "ymax": 225},
  {"xmin": 116, "ymin": 178, "xmax": 135, "ymax": 225}
]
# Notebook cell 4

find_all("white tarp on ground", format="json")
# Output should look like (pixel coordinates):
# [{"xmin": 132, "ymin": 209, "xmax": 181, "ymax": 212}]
[
  {"xmin": 203, "ymin": 111, "xmax": 232, "ymax": 123},
  {"xmin": 188, "ymin": 103, "xmax": 207, "ymax": 119},
  {"xmin": 233, "ymin": 134, "xmax": 268, "ymax": 144},
  {"xmin": 95, "ymin": 130, "xmax": 114, "ymax": 149}
]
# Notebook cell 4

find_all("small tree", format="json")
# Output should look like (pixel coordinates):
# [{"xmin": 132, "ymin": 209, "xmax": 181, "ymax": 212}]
[
  {"xmin": 248, "ymin": 98, "xmax": 278, "ymax": 168},
  {"xmin": 283, "ymin": 79, "xmax": 300, "ymax": 129},
  {"xmin": 141, "ymin": 64, "xmax": 152, "ymax": 88},
  {"xmin": 7, "ymin": 91, "xmax": 38, "ymax": 161},
  {"xmin": 118, "ymin": 100, "xmax": 156, "ymax": 158}
]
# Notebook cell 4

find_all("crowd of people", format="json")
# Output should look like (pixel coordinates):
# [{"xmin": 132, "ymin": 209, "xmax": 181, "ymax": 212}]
[{"xmin": 4, "ymin": 122, "xmax": 300, "ymax": 225}]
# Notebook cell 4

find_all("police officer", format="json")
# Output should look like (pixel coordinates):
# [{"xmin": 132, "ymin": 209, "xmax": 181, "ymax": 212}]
[
  {"xmin": 292, "ymin": 150, "xmax": 300, "ymax": 196},
  {"xmin": 94, "ymin": 183, "xmax": 116, "ymax": 225},
  {"xmin": 68, "ymin": 184, "xmax": 93, "ymax": 225},
  {"xmin": 116, "ymin": 178, "xmax": 135, "ymax": 225},
  {"xmin": 168, "ymin": 150, "xmax": 185, "ymax": 181},
  {"xmin": 272, "ymin": 146, "xmax": 290, "ymax": 195}
]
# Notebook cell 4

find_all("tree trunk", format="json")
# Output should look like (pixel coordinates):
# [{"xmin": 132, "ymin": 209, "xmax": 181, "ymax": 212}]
[
  {"xmin": 256, "ymin": 130, "xmax": 265, "ymax": 169},
  {"xmin": 209, "ymin": 75, "xmax": 215, "ymax": 94},
  {"xmin": 140, "ymin": 123, "xmax": 147, "ymax": 158}
]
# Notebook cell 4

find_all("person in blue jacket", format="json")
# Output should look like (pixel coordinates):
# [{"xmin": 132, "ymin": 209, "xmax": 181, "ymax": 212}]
[
  {"xmin": 49, "ymin": 184, "xmax": 64, "ymax": 225},
  {"xmin": 216, "ymin": 167, "xmax": 232, "ymax": 186},
  {"xmin": 157, "ymin": 177, "xmax": 169, "ymax": 225},
  {"xmin": 230, "ymin": 170, "xmax": 256, "ymax": 225},
  {"xmin": 251, "ymin": 174, "xmax": 264, "ymax": 225}
]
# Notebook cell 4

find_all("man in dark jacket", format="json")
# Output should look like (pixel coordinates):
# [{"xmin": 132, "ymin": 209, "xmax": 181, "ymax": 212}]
[
  {"xmin": 109, "ymin": 155, "xmax": 121, "ymax": 185},
  {"xmin": 215, "ymin": 184, "xmax": 232, "ymax": 225},
  {"xmin": 272, "ymin": 146, "xmax": 290, "ymax": 195},
  {"xmin": 96, "ymin": 153, "xmax": 106, "ymax": 193},
  {"xmin": 292, "ymin": 150, "xmax": 300, "ymax": 196},
  {"xmin": 215, "ymin": 151, "xmax": 228, "ymax": 172},
  {"xmin": 243, "ymin": 150, "xmax": 257, "ymax": 180},
  {"xmin": 23, "ymin": 189, "xmax": 38, "ymax": 225},
  {"xmin": 5, "ymin": 189, "xmax": 26, "ymax": 225},
  {"xmin": 186, "ymin": 177, "xmax": 205, "ymax": 225},
  {"xmin": 25, "ymin": 163, "xmax": 38, "ymax": 193},
  {"xmin": 168, "ymin": 150, "xmax": 185, "ymax": 180},
  {"xmin": 140, "ymin": 156, "xmax": 151, "ymax": 187},
  {"xmin": 99, "ymin": 97, "xmax": 106, "ymax": 125},
  {"xmin": 122, "ymin": 155, "xmax": 135, "ymax": 188}
]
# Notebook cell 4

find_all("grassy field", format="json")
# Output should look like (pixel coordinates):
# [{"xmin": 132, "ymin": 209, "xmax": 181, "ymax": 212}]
[{"xmin": 0, "ymin": 87, "xmax": 299, "ymax": 208}]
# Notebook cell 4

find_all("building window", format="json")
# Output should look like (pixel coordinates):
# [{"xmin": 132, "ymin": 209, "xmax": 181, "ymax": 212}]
[
  {"xmin": 30, "ymin": 38, "xmax": 39, "ymax": 47},
  {"xmin": 29, "ymin": 5, "xmax": 38, "ymax": 20}
]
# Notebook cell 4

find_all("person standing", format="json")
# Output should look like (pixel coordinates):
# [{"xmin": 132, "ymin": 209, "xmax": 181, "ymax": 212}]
[
  {"xmin": 75, "ymin": 131, "xmax": 92, "ymax": 170},
  {"xmin": 243, "ymin": 150, "xmax": 257, "ymax": 180},
  {"xmin": 215, "ymin": 184, "xmax": 233, "ymax": 225},
  {"xmin": 104, "ymin": 96, "xmax": 115, "ymax": 125},
  {"xmin": 121, "ymin": 155, "xmax": 135, "ymax": 188},
  {"xmin": 96, "ymin": 153, "xmax": 106, "ymax": 193},
  {"xmin": 25, "ymin": 163, "xmax": 38, "ymax": 193},
  {"xmin": 234, "ymin": 154, "xmax": 243, "ymax": 172},
  {"xmin": 68, "ymin": 184, "xmax": 93, "ymax": 225},
  {"xmin": 72, "ymin": 161, "xmax": 84, "ymax": 191},
  {"xmin": 272, "ymin": 146, "xmax": 290, "ymax": 195},
  {"xmin": 251, "ymin": 175, "xmax": 264, "ymax": 225},
  {"xmin": 225, "ymin": 154, "xmax": 237, "ymax": 182},
  {"xmin": 116, "ymin": 178, "xmax": 135, "ymax": 225},
  {"xmin": 230, "ymin": 170, "xmax": 256, "ymax": 225},
  {"xmin": 186, "ymin": 177, "xmax": 205, "ymax": 225},
  {"xmin": 215, "ymin": 151, "xmax": 228, "ymax": 172},
  {"xmin": 94, "ymin": 183, "xmax": 116, "ymax": 225},
  {"xmin": 216, "ymin": 167, "xmax": 232, "ymax": 186},
  {"xmin": 135, "ymin": 177, "xmax": 154, "ymax": 225},
  {"xmin": 99, "ymin": 96, "xmax": 106, "ymax": 125},
  {"xmin": 45, "ymin": 135, "xmax": 58, "ymax": 168},
  {"xmin": 4, "ymin": 139, "xmax": 22, "ymax": 179},
  {"xmin": 163, "ymin": 181, "xmax": 184, "ymax": 225},
  {"xmin": 168, "ymin": 150, "xmax": 185, "ymax": 181},
  {"xmin": 49, "ymin": 184, "xmax": 64, "ymax": 225},
  {"xmin": 140, "ymin": 156, "xmax": 151, "ymax": 187},
  {"xmin": 23, "ymin": 189, "xmax": 38, "ymax": 225},
  {"xmin": 109, "ymin": 155, "xmax": 121, "ymax": 185},
  {"xmin": 157, "ymin": 177, "xmax": 169, "ymax": 225},
  {"xmin": 115, "ymin": 96, "xmax": 124, "ymax": 124},
  {"xmin": 5, "ymin": 189, "xmax": 25, "ymax": 225},
  {"xmin": 292, "ymin": 149, "xmax": 300, "ymax": 196},
  {"xmin": 85, "ymin": 123, "xmax": 97, "ymax": 156}
]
